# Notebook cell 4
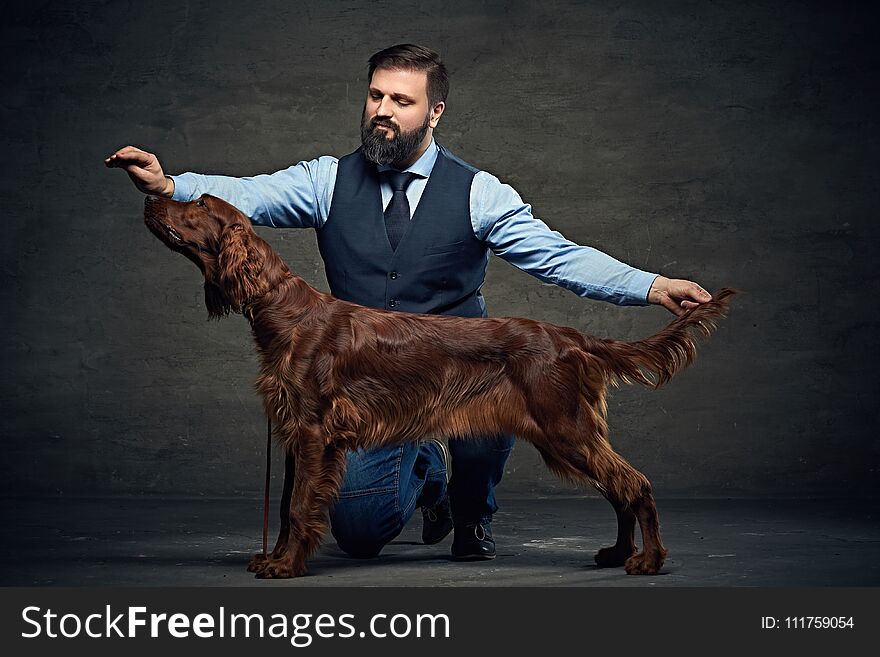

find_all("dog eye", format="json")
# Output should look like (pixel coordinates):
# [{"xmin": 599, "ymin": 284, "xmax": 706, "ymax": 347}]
[{"xmin": 196, "ymin": 199, "xmax": 206, "ymax": 207}]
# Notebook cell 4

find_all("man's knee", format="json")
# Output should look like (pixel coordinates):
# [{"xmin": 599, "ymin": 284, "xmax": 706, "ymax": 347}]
[
  {"xmin": 333, "ymin": 532, "xmax": 386, "ymax": 559},
  {"xmin": 330, "ymin": 502, "xmax": 394, "ymax": 559}
]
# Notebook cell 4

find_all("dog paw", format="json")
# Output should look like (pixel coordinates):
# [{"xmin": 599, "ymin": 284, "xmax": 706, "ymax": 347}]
[
  {"xmin": 247, "ymin": 553, "xmax": 269, "ymax": 573},
  {"xmin": 594, "ymin": 545, "xmax": 637, "ymax": 568},
  {"xmin": 624, "ymin": 549, "xmax": 667, "ymax": 575},
  {"xmin": 251, "ymin": 556, "xmax": 305, "ymax": 579}
]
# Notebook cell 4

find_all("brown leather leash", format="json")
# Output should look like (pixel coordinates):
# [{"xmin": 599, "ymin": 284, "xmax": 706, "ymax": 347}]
[{"xmin": 262, "ymin": 417, "xmax": 272, "ymax": 557}]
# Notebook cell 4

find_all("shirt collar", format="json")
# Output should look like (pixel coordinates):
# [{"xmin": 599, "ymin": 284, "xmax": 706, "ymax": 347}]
[{"xmin": 376, "ymin": 138, "xmax": 438, "ymax": 178}]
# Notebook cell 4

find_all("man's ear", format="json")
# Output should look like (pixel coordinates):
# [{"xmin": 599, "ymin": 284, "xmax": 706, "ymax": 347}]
[
  {"xmin": 429, "ymin": 100, "xmax": 445, "ymax": 128},
  {"xmin": 216, "ymin": 224, "xmax": 263, "ymax": 310}
]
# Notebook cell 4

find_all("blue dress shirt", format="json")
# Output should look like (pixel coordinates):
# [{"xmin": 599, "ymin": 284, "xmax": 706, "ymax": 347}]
[{"xmin": 171, "ymin": 139, "xmax": 659, "ymax": 305}]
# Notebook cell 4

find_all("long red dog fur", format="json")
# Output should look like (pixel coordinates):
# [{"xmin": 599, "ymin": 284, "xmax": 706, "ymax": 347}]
[{"xmin": 143, "ymin": 193, "xmax": 736, "ymax": 578}]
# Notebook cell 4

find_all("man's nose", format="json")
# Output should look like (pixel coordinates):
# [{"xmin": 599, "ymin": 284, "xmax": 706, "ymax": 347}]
[{"xmin": 376, "ymin": 95, "xmax": 394, "ymax": 117}]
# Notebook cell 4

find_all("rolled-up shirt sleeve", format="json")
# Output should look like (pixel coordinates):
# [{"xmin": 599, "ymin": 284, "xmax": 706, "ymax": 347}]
[
  {"xmin": 171, "ymin": 155, "xmax": 337, "ymax": 229},
  {"xmin": 471, "ymin": 171, "xmax": 658, "ymax": 306}
]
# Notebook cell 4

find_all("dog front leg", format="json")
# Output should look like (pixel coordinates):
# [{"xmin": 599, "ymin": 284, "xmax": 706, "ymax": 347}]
[
  {"xmin": 252, "ymin": 438, "xmax": 347, "ymax": 579},
  {"xmin": 247, "ymin": 449, "xmax": 295, "ymax": 573}
]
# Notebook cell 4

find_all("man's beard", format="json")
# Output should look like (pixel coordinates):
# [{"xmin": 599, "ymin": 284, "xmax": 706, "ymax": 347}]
[{"xmin": 360, "ymin": 112, "xmax": 431, "ymax": 168}]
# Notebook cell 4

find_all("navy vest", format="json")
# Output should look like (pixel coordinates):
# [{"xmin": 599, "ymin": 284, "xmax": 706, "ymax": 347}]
[{"xmin": 317, "ymin": 145, "xmax": 489, "ymax": 318}]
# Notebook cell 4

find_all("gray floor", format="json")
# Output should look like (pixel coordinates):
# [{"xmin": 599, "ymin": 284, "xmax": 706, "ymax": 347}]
[{"xmin": 1, "ymin": 496, "xmax": 877, "ymax": 587}]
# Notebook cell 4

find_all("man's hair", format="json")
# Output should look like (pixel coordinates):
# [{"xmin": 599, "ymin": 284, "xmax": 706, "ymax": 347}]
[{"xmin": 368, "ymin": 44, "xmax": 449, "ymax": 108}]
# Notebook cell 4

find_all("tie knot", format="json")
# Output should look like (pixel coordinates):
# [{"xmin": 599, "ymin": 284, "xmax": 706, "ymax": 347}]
[{"xmin": 383, "ymin": 170, "xmax": 418, "ymax": 193}]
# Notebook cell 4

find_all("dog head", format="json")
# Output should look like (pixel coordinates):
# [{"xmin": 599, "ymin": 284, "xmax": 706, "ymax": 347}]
[{"xmin": 144, "ymin": 194, "xmax": 285, "ymax": 317}]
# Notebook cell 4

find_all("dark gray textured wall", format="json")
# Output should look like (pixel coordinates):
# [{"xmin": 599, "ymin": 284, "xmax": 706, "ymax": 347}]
[{"xmin": 2, "ymin": 0, "xmax": 877, "ymax": 499}]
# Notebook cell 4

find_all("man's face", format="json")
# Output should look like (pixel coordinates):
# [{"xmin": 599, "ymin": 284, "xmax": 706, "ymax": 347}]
[{"xmin": 360, "ymin": 67, "xmax": 443, "ymax": 168}]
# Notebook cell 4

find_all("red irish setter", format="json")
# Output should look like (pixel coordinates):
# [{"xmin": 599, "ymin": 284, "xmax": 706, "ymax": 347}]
[{"xmin": 143, "ymin": 193, "xmax": 735, "ymax": 579}]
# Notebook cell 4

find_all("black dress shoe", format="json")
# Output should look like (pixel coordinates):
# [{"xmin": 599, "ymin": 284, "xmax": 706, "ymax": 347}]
[
  {"xmin": 451, "ymin": 522, "xmax": 496, "ymax": 560},
  {"xmin": 422, "ymin": 495, "xmax": 454, "ymax": 545}
]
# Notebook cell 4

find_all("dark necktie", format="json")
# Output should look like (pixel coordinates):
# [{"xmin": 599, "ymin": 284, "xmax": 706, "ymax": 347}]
[{"xmin": 382, "ymin": 170, "xmax": 418, "ymax": 251}]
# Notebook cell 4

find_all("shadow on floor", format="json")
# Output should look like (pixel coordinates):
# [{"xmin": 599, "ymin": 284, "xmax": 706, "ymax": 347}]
[{"xmin": 1, "ymin": 496, "xmax": 877, "ymax": 586}]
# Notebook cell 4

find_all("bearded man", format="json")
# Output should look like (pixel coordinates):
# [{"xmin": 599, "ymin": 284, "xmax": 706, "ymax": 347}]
[{"xmin": 106, "ymin": 43, "xmax": 711, "ymax": 562}]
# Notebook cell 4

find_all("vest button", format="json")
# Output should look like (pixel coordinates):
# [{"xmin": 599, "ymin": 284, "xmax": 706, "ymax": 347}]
[
  {"xmin": 389, "ymin": 271, "xmax": 399, "ymax": 280},
  {"xmin": 389, "ymin": 299, "xmax": 398, "ymax": 308}
]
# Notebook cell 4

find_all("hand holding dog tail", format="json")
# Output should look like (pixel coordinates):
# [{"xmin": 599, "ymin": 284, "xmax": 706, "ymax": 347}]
[{"xmin": 590, "ymin": 287, "xmax": 739, "ymax": 388}]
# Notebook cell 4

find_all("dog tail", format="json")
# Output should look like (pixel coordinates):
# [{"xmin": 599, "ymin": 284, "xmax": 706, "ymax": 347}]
[{"xmin": 585, "ymin": 287, "xmax": 738, "ymax": 388}]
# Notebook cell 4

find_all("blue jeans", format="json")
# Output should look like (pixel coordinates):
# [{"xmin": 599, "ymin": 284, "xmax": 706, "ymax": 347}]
[{"xmin": 330, "ymin": 435, "xmax": 514, "ymax": 558}]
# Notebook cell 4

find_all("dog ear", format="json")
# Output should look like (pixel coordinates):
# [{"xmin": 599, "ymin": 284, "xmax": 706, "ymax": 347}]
[
  {"xmin": 204, "ymin": 280, "xmax": 232, "ymax": 318},
  {"xmin": 216, "ymin": 223, "xmax": 264, "ymax": 310}
]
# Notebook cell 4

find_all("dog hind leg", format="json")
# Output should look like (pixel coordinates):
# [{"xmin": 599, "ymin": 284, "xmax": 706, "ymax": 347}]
[
  {"xmin": 594, "ymin": 498, "xmax": 638, "ymax": 568},
  {"xmin": 624, "ymin": 488, "xmax": 668, "ymax": 575},
  {"xmin": 536, "ymin": 434, "xmax": 667, "ymax": 575},
  {"xmin": 585, "ymin": 442, "xmax": 667, "ymax": 575}
]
